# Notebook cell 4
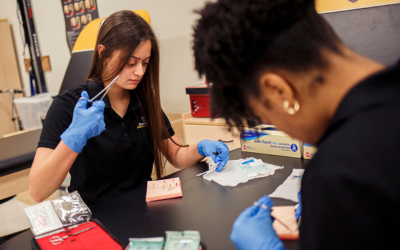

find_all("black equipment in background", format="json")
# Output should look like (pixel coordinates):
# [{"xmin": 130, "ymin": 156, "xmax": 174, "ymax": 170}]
[{"xmin": 17, "ymin": 0, "xmax": 47, "ymax": 94}]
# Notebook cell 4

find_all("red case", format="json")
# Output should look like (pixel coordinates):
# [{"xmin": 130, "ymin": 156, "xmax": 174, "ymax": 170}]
[
  {"xmin": 31, "ymin": 219, "xmax": 123, "ymax": 250},
  {"xmin": 188, "ymin": 94, "xmax": 211, "ymax": 118},
  {"xmin": 185, "ymin": 83, "xmax": 212, "ymax": 118}
]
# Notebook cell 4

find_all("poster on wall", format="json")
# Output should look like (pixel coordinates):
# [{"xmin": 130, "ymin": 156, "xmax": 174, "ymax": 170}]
[
  {"xmin": 316, "ymin": 0, "xmax": 400, "ymax": 13},
  {"xmin": 61, "ymin": 0, "xmax": 99, "ymax": 52}
]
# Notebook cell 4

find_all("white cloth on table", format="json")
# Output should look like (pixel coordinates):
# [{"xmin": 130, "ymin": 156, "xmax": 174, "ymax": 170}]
[
  {"xmin": 269, "ymin": 168, "xmax": 304, "ymax": 202},
  {"xmin": 203, "ymin": 157, "xmax": 283, "ymax": 187}
]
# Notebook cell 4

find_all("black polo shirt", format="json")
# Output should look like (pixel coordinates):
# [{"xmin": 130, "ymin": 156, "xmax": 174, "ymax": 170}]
[
  {"xmin": 38, "ymin": 81, "xmax": 174, "ymax": 205},
  {"xmin": 301, "ymin": 64, "xmax": 400, "ymax": 249}
]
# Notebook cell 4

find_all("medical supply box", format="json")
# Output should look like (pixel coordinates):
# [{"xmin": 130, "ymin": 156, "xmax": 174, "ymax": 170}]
[
  {"xmin": 14, "ymin": 93, "xmax": 55, "ymax": 130},
  {"xmin": 240, "ymin": 125, "xmax": 302, "ymax": 158},
  {"xmin": 303, "ymin": 143, "xmax": 317, "ymax": 159},
  {"xmin": 185, "ymin": 83, "xmax": 212, "ymax": 118}
]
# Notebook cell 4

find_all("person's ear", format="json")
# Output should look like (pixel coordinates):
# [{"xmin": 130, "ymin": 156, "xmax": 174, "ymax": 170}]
[
  {"xmin": 98, "ymin": 44, "xmax": 106, "ymax": 58},
  {"xmin": 98, "ymin": 44, "xmax": 112, "ymax": 66},
  {"xmin": 258, "ymin": 72, "xmax": 295, "ymax": 111}
]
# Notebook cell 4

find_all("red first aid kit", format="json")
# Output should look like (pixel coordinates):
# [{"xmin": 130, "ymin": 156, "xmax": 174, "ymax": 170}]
[
  {"xmin": 185, "ymin": 83, "xmax": 212, "ymax": 118},
  {"xmin": 31, "ymin": 219, "xmax": 123, "ymax": 250}
]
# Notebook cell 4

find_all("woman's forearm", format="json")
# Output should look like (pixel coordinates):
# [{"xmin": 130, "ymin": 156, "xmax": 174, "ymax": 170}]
[
  {"xmin": 162, "ymin": 135, "xmax": 230, "ymax": 170},
  {"xmin": 29, "ymin": 141, "xmax": 78, "ymax": 202},
  {"xmin": 170, "ymin": 143, "xmax": 204, "ymax": 169}
]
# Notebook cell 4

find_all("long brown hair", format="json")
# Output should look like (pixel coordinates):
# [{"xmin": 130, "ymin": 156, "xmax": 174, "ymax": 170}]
[{"xmin": 87, "ymin": 10, "xmax": 176, "ymax": 179}]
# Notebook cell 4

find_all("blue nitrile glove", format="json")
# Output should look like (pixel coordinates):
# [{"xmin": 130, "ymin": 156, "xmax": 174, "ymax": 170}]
[
  {"xmin": 230, "ymin": 195, "xmax": 286, "ymax": 250},
  {"xmin": 197, "ymin": 139, "xmax": 229, "ymax": 171},
  {"xmin": 61, "ymin": 91, "xmax": 106, "ymax": 153},
  {"xmin": 295, "ymin": 190, "xmax": 302, "ymax": 220}
]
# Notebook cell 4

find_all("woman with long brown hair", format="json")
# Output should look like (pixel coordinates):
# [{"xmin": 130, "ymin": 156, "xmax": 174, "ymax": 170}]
[{"xmin": 29, "ymin": 10, "xmax": 229, "ymax": 205}]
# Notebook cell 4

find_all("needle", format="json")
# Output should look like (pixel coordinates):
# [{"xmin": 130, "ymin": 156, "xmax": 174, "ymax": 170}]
[
  {"xmin": 196, "ymin": 162, "xmax": 220, "ymax": 177},
  {"xmin": 297, "ymin": 216, "xmax": 302, "ymax": 231}
]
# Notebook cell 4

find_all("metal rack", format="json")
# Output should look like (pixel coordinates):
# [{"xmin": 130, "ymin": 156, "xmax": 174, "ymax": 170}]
[{"xmin": 0, "ymin": 89, "xmax": 25, "ymax": 131}]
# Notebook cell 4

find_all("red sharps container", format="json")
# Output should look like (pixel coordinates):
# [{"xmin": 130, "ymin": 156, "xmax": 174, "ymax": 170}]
[{"xmin": 185, "ymin": 83, "xmax": 213, "ymax": 118}]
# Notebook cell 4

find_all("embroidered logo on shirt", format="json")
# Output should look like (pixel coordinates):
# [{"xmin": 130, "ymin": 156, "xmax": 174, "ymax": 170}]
[{"xmin": 137, "ymin": 116, "xmax": 147, "ymax": 129}]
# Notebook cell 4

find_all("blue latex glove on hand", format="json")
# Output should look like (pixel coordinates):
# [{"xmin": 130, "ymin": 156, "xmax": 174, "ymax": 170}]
[
  {"xmin": 230, "ymin": 195, "xmax": 286, "ymax": 250},
  {"xmin": 61, "ymin": 91, "xmax": 106, "ymax": 153},
  {"xmin": 295, "ymin": 190, "xmax": 302, "ymax": 220},
  {"xmin": 197, "ymin": 139, "xmax": 229, "ymax": 171}
]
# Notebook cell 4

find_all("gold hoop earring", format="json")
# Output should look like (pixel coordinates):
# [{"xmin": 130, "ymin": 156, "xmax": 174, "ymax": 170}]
[{"xmin": 283, "ymin": 99, "xmax": 300, "ymax": 115}]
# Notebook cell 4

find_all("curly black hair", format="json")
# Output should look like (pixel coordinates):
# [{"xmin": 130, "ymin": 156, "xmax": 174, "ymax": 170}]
[{"xmin": 193, "ymin": 0, "xmax": 342, "ymax": 130}]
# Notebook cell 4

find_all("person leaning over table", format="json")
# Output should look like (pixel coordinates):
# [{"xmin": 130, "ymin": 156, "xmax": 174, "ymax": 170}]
[
  {"xmin": 192, "ymin": 0, "xmax": 400, "ymax": 249},
  {"xmin": 29, "ymin": 10, "xmax": 229, "ymax": 206}
]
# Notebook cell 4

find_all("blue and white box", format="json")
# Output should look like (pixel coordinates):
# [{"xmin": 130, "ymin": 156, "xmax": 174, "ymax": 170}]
[{"xmin": 240, "ymin": 125, "xmax": 302, "ymax": 158}]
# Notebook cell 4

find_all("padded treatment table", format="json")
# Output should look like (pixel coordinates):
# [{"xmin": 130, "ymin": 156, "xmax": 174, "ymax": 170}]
[
  {"xmin": 0, "ymin": 129, "xmax": 41, "ymax": 200},
  {"xmin": 0, "ymin": 149, "xmax": 307, "ymax": 250}
]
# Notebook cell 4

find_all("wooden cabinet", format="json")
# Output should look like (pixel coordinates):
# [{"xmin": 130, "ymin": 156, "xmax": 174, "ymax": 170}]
[
  {"xmin": 0, "ymin": 19, "xmax": 24, "ymax": 138},
  {"xmin": 182, "ymin": 113, "xmax": 241, "ymax": 151}
]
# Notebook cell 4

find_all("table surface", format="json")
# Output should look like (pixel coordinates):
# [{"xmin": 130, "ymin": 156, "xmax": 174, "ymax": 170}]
[{"xmin": 0, "ymin": 149, "xmax": 307, "ymax": 250}]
